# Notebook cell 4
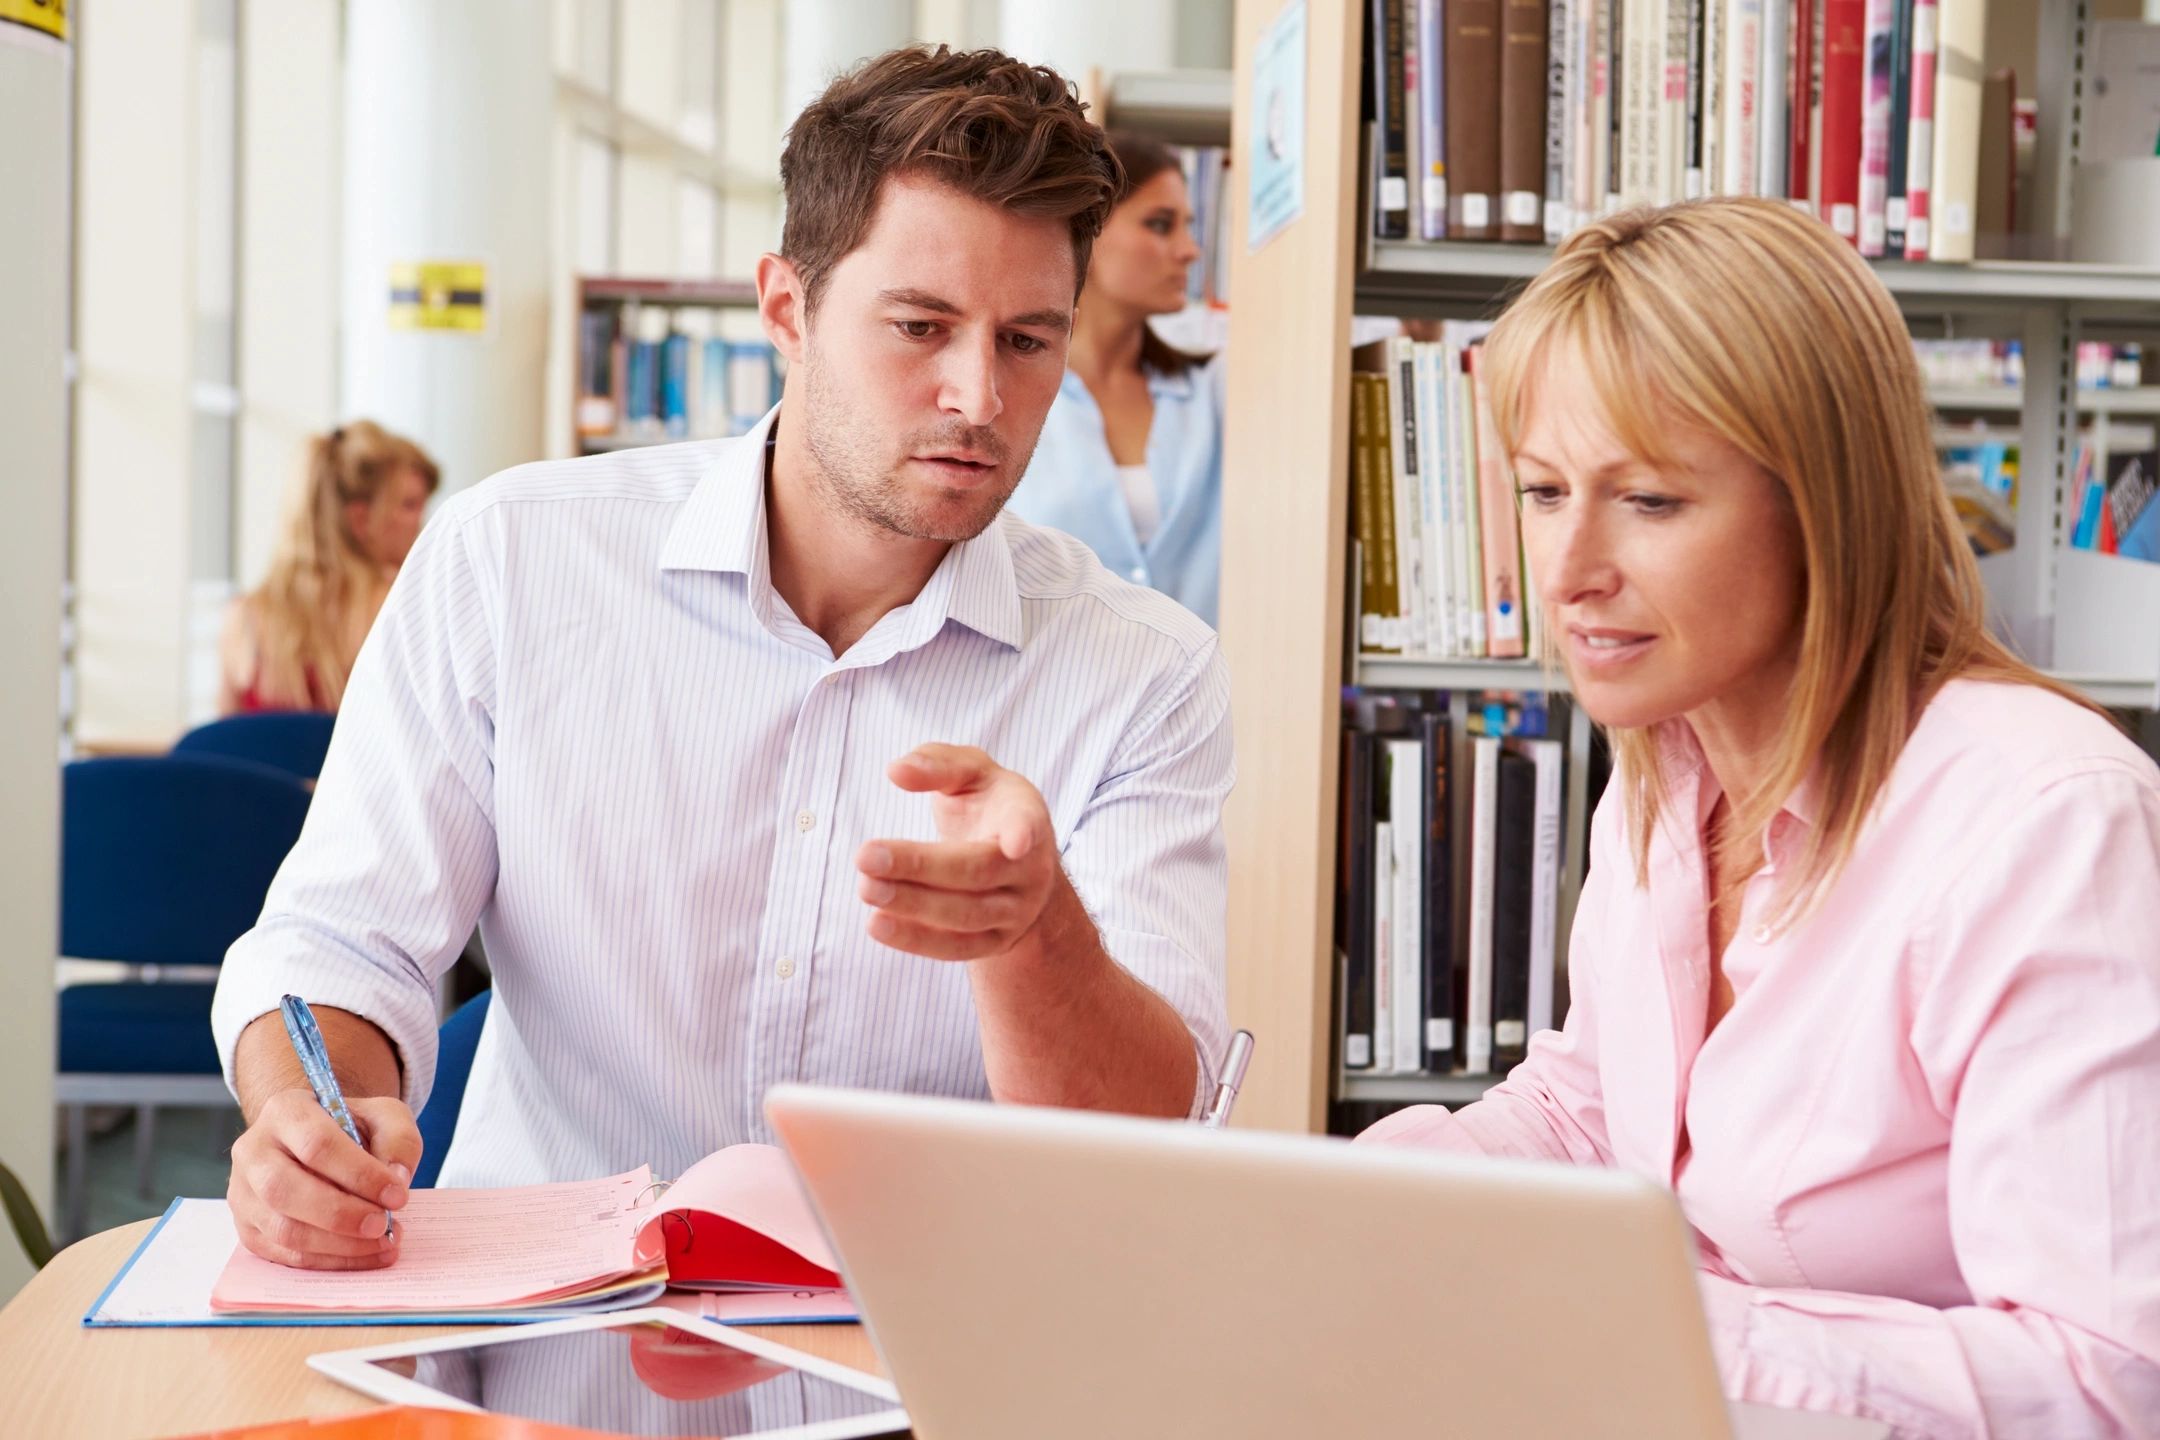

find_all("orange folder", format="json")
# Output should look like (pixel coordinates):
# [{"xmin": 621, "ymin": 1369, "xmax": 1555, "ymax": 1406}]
[{"xmin": 175, "ymin": 1406, "xmax": 640, "ymax": 1439}]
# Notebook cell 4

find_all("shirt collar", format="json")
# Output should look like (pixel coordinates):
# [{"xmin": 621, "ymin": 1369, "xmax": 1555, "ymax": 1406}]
[
  {"xmin": 1652, "ymin": 719, "xmax": 1818, "ymax": 869},
  {"xmin": 657, "ymin": 405, "xmax": 776, "ymax": 580},
  {"xmin": 1146, "ymin": 364, "xmax": 1196, "ymax": 400},
  {"xmin": 657, "ymin": 404, "xmax": 1023, "ymax": 653}
]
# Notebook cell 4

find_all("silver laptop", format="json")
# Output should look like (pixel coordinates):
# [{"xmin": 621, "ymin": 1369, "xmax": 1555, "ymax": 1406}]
[{"xmin": 765, "ymin": 1086, "xmax": 1887, "ymax": 1440}]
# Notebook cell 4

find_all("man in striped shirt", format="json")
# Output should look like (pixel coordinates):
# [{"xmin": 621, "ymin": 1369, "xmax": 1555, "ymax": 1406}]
[{"xmin": 212, "ymin": 46, "xmax": 1232, "ymax": 1271}]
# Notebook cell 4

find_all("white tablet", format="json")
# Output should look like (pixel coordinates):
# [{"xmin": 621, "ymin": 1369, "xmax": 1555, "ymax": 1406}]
[{"xmin": 308, "ymin": 1307, "xmax": 908, "ymax": 1439}]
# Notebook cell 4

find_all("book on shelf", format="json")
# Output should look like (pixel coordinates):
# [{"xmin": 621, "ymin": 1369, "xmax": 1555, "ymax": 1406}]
[
  {"xmin": 1350, "ymin": 370, "xmax": 1405, "ymax": 653},
  {"xmin": 1419, "ymin": 710, "xmax": 1459, "ymax": 1071},
  {"xmin": 1387, "ymin": 737, "xmax": 1428, "ymax": 1072},
  {"xmin": 1362, "ymin": 0, "xmax": 1996, "ymax": 258},
  {"xmin": 1761, "ymin": 0, "xmax": 1792, "ymax": 201},
  {"xmin": 1928, "ymin": 0, "xmax": 1986, "ymax": 262},
  {"xmin": 1336, "ymin": 694, "xmax": 1573, "ymax": 1092},
  {"xmin": 1371, "ymin": 0, "xmax": 1413, "ymax": 239},
  {"xmin": 1543, "ymin": 0, "xmax": 1572, "ymax": 243},
  {"xmin": 1341, "ymin": 732, "xmax": 1379, "ymax": 1071},
  {"xmin": 576, "ymin": 297, "xmax": 779, "ymax": 454},
  {"xmin": 1467, "ymin": 344, "xmax": 1528, "ymax": 659},
  {"xmin": 1499, "ymin": 0, "xmax": 1551, "ymax": 242},
  {"xmin": 1445, "ymin": 0, "xmax": 1503, "ymax": 239},
  {"xmin": 1417, "ymin": 0, "xmax": 1450, "ymax": 238},
  {"xmin": 1490, "ymin": 745, "xmax": 1537, "ymax": 1068},
  {"xmin": 1523, "ymin": 736, "xmax": 1565, "ymax": 1039},
  {"xmin": 1789, "ymin": 0, "xmax": 1817, "ymax": 208},
  {"xmin": 1972, "ymin": 66, "xmax": 2013, "ymax": 243},
  {"xmin": 1352, "ymin": 323, "xmax": 1530, "ymax": 664},
  {"xmin": 1901, "ymin": 0, "xmax": 1937, "ymax": 258},
  {"xmin": 1464, "ymin": 734, "xmax": 1501, "ymax": 1075},
  {"xmin": 1883, "ymin": 0, "xmax": 1917, "ymax": 255}
]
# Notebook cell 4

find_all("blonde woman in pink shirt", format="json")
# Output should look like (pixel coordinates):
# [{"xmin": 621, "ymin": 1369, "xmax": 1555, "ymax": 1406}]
[{"xmin": 1361, "ymin": 197, "xmax": 2160, "ymax": 1438}]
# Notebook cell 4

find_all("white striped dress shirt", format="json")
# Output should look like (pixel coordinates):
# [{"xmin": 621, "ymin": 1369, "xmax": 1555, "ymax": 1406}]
[{"xmin": 212, "ymin": 409, "xmax": 1233, "ymax": 1189}]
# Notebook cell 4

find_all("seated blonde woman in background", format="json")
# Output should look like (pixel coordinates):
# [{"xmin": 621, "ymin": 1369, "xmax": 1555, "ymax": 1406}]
[
  {"xmin": 219, "ymin": 420, "xmax": 439, "ymax": 714},
  {"xmin": 1361, "ymin": 199, "xmax": 2160, "ymax": 1437}
]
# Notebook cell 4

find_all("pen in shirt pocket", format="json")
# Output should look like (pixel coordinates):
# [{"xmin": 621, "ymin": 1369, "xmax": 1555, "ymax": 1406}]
[{"xmin": 279, "ymin": 993, "xmax": 397, "ymax": 1240}]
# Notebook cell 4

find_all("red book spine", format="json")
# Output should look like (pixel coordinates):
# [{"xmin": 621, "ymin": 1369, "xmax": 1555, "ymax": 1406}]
[
  {"xmin": 1787, "ymin": 0, "xmax": 1816, "ymax": 204},
  {"xmin": 1817, "ymin": 0, "xmax": 1866, "ymax": 244}
]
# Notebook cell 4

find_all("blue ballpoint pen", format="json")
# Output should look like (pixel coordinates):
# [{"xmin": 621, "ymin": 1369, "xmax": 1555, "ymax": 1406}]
[{"xmin": 279, "ymin": 993, "xmax": 396, "ymax": 1238}]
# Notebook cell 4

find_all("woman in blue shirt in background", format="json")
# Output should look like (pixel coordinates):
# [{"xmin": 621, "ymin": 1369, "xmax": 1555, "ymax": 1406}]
[{"xmin": 1009, "ymin": 130, "xmax": 1225, "ymax": 628}]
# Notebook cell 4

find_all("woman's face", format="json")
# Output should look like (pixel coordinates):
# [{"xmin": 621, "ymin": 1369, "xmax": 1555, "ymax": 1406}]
[
  {"xmin": 350, "ymin": 466, "xmax": 431, "ymax": 569},
  {"xmin": 1084, "ymin": 167, "xmax": 1202, "ymax": 317},
  {"xmin": 1511, "ymin": 350, "xmax": 1806, "ymax": 740}
]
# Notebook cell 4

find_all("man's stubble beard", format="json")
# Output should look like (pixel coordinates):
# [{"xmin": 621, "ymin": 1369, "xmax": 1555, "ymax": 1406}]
[{"xmin": 798, "ymin": 341, "xmax": 1037, "ymax": 545}]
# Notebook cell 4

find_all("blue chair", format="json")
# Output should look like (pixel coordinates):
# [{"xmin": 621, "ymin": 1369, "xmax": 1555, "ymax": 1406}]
[
  {"xmin": 173, "ymin": 711, "xmax": 336, "ymax": 782},
  {"xmin": 55, "ymin": 754, "xmax": 312, "ymax": 1240},
  {"xmin": 415, "ymin": 988, "xmax": 492, "ymax": 1188}
]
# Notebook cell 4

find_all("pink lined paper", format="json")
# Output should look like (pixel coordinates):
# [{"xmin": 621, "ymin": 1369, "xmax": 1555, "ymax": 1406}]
[{"xmin": 211, "ymin": 1167, "xmax": 662, "ymax": 1314}]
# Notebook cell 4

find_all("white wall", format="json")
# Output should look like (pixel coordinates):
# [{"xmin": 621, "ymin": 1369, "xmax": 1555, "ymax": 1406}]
[
  {"xmin": 0, "ymin": 22, "xmax": 68, "ymax": 1297},
  {"xmin": 72, "ymin": 1, "xmax": 199, "ymax": 746},
  {"xmin": 236, "ymin": 0, "xmax": 342, "ymax": 589},
  {"xmin": 996, "ymin": 0, "xmax": 1178, "ymax": 80},
  {"xmin": 782, "ymin": 0, "xmax": 915, "ymax": 125},
  {"xmin": 341, "ymin": 0, "xmax": 553, "ymax": 494}
]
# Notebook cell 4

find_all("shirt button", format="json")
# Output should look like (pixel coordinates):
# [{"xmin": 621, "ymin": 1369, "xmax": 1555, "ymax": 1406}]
[
  {"xmin": 795, "ymin": 810, "xmax": 815, "ymax": 833},
  {"xmin": 1752, "ymin": 925, "xmax": 1772, "ymax": 945},
  {"xmin": 775, "ymin": 957, "xmax": 797, "ymax": 980},
  {"xmin": 1129, "ymin": 567, "xmax": 1147, "ymax": 583}
]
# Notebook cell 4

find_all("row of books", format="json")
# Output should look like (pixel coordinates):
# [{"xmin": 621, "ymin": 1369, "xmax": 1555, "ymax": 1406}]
[
  {"xmin": 1366, "ymin": 0, "xmax": 2001, "ymax": 261},
  {"xmin": 1917, "ymin": 339, "xmax": 2150, "ymax": 395},
  {"xmin": 1174, "ymin": 145, "xmax": 1234, "ymax": 311},
  {"xmin": 1941, "ymin": 436, "xmax": 2016, "ymax": 554},
  {"xmin": 2070, "ymin": 430, "xmax": 2160, "ymax": 565},
  {"xmin": 1350, "ymin": 321, "xmax": 1539, "ymax": 660},
  {"xmin": 1338, "ymin": 698, "xmax": 1566, "ymax": 1077},
  {"xmin": 1941, "ymin": 426, "xmax": 2160, "ymax": 565},
  {"xmin": 575, "ymin": 304, "xmax": 781, "ymax": 448}
]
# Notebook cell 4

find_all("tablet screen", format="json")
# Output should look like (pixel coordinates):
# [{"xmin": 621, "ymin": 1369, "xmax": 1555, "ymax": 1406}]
[{"xmin": 357, "ymin": 1320, "xmax": 908, "ymax": 1437}]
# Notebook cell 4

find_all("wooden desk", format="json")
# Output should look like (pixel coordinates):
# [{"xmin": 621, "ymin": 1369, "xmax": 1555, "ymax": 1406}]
[{"xmin": 0, "ymin": 1221, "xmax": 884, "ymax": 1438}]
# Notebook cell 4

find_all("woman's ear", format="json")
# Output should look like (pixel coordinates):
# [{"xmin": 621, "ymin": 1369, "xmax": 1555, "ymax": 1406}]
[{"xmin": 345, "ymin": 497, "xmax": 375, "ymax": 550}]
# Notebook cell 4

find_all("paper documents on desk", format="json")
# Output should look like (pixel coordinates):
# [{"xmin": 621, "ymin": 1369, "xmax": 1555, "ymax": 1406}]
[
  {"xmin": 86, "ymin": 1147, "xmax": 849, "ymax": 1328},
  {"xmin": 210, "ymin": 1168, "xmax": 667, "ymax": 1317}
]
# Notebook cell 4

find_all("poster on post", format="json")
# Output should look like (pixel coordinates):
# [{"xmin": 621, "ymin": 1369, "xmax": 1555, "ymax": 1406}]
[{"xmin": 1247, "ymin": 0, "xmax": 1307, "ymax": 253}]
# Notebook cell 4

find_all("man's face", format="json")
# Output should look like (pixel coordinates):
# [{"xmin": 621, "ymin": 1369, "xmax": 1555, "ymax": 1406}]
[{"xmin": 790, "ymin": 173, "xmax": 1077, "ymax": 543}]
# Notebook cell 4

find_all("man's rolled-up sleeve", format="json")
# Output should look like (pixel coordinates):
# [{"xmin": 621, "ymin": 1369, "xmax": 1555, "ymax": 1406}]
[
  {"xmin": 212, "ymin": 496, "xmax": 501, "ymax": 1115},
  {"xmin": 1058, "ymin": 637, "xmax": 1234, "ymax": 1118}
]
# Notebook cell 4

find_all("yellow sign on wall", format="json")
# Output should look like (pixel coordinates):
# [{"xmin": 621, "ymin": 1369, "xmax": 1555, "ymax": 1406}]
[
  {"xmin": 0, "ymin": 0, "xmax": 69, "ymax": 43},
  {"xmin": 388, "ymin": 261, "xmax": 488, "ymax": 334}
]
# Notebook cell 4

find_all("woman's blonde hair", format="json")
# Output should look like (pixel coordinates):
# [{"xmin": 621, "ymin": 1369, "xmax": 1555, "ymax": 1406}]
[
  {"xmin": 246, "ymin": 420, "xmax": 439, "ymax": 709},
  {"xmin": 1481, "ymin": 197, "xmax": 2100, "ymax": 923}
]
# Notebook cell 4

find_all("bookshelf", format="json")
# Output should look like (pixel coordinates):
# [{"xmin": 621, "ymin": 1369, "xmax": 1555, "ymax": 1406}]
[
  {"xmin": 1363, "ymin": 242, "xmax": 2160, "ymax": 318},
  {"xmin": 1218, "ymin": 1, "xmax": 2160, "ymax": 1136},
  {"xmin": 572, "ymin": 277, "xmax": 767, "ymax": 457},
  {"xmin": 1932, "ymin": 386, "xmax": 2160, "ymax": 416}
]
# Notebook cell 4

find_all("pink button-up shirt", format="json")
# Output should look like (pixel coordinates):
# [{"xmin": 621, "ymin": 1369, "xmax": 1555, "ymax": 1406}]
[{"xmin": 1359, "ymin": 679, "xmax": 2160, "ymax": 1438}]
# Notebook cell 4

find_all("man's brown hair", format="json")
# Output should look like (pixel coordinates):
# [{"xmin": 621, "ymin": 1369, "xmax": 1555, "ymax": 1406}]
[{"xmin": 779, "ymin": 45, "xmax": 1122, "ymax": 313}]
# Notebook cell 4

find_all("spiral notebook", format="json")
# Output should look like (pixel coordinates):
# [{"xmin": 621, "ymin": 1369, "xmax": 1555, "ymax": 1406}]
[{"xmin": 84, "ymin": 1145, "xmax": 852, "ymax": 1328}]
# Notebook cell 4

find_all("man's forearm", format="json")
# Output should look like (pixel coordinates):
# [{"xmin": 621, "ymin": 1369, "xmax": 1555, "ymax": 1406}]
[
  {"xmin": 970, "ymin": 871, "xmax": 1200, "ymax": 1118},
  {"xmin": 233, "ymin": 1006, "xmax": 404, "ymax": 1124}
]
